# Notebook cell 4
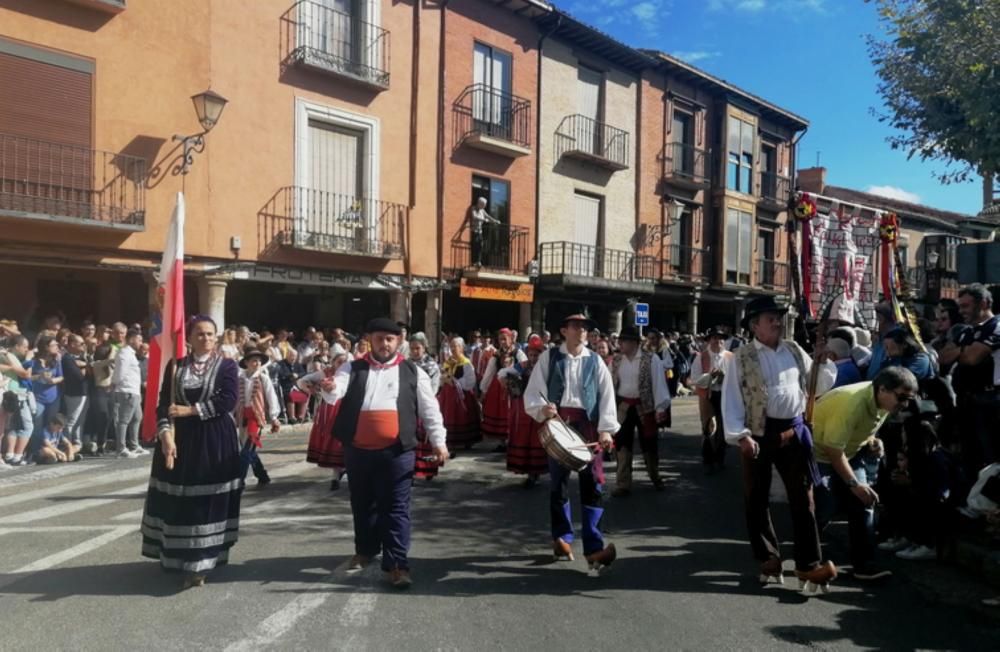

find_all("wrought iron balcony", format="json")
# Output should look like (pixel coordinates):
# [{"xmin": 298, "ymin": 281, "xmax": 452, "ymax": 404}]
[
  {"xmin": 284, "ymin": 0, "xmax": 390, "ymax": 90},
  {"xmin": 538, "ymin": 241, "xmax": 654, "ymax": 291},
  {"xmin": 758, "ymin": 171, "xmax": 791, "ymax": 209},
  {"xmin": 453, "ymin": 84, "xmax": 532, "ymax": 158},
  {"xmin": 260, "ymin": 186, "xmax": 405, "ymax": 259},
  {"xmin": 663, "ymin": 142, "xmax": 710, "ymax": 188},
  {"xmin": 0, "ymin": 133, "xmax": 145, "ymax": 229},
  {"xmin": 555, "ymin": 115, "xmax": 629, "ymax": 171},
  {"xmin": 661, "ymin": 244, "xmax": 712, "ymax": 283},
  {"xmin": 449, "ymin": 222, "xmax": 532, "ymax": 279},
  {"xmin": 757, "ymin": 258, "xmax": 790, "ymax": 292}
]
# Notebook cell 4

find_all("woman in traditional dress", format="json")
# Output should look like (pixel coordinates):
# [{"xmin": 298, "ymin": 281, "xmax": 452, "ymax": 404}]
[
  {"xmin": 502, "ymin": 335, "xmax": 548, "ymax": 487},
  {"xmin": 142, "ymin": 315, "xmax": 243, "ymax": 589},
  {"xmin": 303, "ymin": 344, "xmax": 351, "ymax": 490},
  {"xmin": 479, "ymin": 328, "xmax": 526, "ymax": 450},
  {"xmin": 407, "ymin": 332, "xmax": 442, "ymax": 480},
  {"xmin": 439, "ymin": 337, "xmax": 480, "ymax": 451}
]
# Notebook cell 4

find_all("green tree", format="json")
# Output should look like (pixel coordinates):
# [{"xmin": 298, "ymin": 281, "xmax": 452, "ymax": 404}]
[{"xmin": 868, "ymin": 0, "xmax": 1000, "ymax": 183}]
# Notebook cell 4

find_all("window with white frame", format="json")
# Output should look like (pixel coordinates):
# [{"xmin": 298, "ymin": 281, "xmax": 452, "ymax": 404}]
[
  {"xmin": 727, "ymin": 117, "xmax": 754, "ymax": 194},
  {"xmin": 726, "ymin": 207, "xmax": 752, "ymax": 285}
]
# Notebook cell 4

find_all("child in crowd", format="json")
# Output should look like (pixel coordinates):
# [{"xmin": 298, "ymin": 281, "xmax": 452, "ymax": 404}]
[{"xmin": 35, "ymin": 413, "xmax": 79, "ymax": 464}]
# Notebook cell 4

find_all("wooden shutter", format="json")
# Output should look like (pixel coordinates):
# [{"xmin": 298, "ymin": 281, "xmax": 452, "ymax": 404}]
[{"xmin": 0, "ymin": 51, "xmax": 92, "ymax": 147}]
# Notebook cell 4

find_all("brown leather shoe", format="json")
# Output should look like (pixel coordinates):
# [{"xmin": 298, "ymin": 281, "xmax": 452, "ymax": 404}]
[
  {"xmin": 585, "ymin": 543, "xmax": 617, "ymax": 572},
  {"xmin": 553, "ymin": 538, "xmax": 574, "ymax": 561},
  {"xmin": 347, "ymin": 555, "xmax": 373, "ymax": 573},
  {"xmin": 795, "ymin": 561, "xmax": 837, "ymax": 594},
  {"xmin": 759, "ymin": 557, "xmax": 784, "ymax": 584},
  {"xmin": 388, "ymin": 568, "xmax": 412, "ymax": 589}
]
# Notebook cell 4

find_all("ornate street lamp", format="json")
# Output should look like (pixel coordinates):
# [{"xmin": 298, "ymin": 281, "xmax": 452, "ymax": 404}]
[{"xmin": 174, "ymin": 89, "xmax": 229, "ymax": 175}]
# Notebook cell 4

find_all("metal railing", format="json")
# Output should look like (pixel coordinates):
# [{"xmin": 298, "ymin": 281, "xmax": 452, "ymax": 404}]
[
  {"xmin": 539, "ymin": 241, "xmax": 654, "ymax": 283},
  {"xmin": 758, "ymin": 171, "xmax": 791, "ymax": 205},
  {"xmin": 261, "ymin": 186, "xmax": 406, "ymax": 258},
  {"xmin": 757, "ymin": 258, "xmax": 790, "ymax": 291},
  {"xmin": 664, "ymin": 141, "xmax": 710, "ymax": 184},
  {"xmin": 286, "ymin": 0, "xmax": 390, "ymax": 88},
  {"xmin": 453, "ymin": 84, "xmax": 532, "ymax": 149},
  {"xmin": 663, "ymin": 244, "xmax": 711, "ymax": 282},
  {"xmin": 0, "ymin": 133, "xmax": 145, "ymax": 226},
  {"xmin": 449, "ymin": 222, "xmax": 531, "ymax": 275},
  {"xmin": 555, "ymin": 114, "xmax": 630, "ymax": 169}
]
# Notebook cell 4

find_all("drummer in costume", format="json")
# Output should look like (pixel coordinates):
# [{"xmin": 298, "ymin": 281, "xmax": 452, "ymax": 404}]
[
  {"xmin": 303, "ymin": 344, "xmax": 351, "ymax": 490},
  {"xmin": 439, "ymin": 337, "xmax": 481, "ymax": 450},
  {"xmin": 142, "ymin": 315, "xmax": 243, "ymax": 589},
  {"xmin": 689, "ymin": 328, "xmax": 733, "ymax": 474},
  {"xmin": 323, "ymin": 318, "xmax": 448, "ymax": 588},
  {"xmin": 480, "ymin": 328, "xmax": 527, "ymax": 448},
  {"xmin": 407, "ymin": 332, "xmax": 443, "ymax": 481},
  {"xmin": 525, "ymin": 313, "xmax": 619, "ymax": 572},
  {"xmin": 720, "ymin": 297, "xmax": 839, "ymax": 593},
  {"xmin": 609, "ymin": 326, "xmax": 671, "ymax": 497},
  {"xmin": 235, "ymin": 346, "xmax": 281, "ymax": 487},
  {"xmin": 500, "ymin": 334, "xmax": 548, "ymax": 486}
]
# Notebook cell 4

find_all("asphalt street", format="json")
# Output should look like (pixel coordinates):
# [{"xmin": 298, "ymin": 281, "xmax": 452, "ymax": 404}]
[{"xmin": 0, "ymin": 398, "xmax": 996, "ymax": 651}]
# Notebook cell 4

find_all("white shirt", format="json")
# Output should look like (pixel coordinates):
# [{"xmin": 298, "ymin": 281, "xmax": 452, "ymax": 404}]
[
  {"xmin": 615, "ymin": 352, "xmax": 671, "ymax": 410},
  {"xmin": 690, "ymin": 349, "xmax": 731, "ymax": 392},
  {"xmin": 242, "ymin": 368, "xmax": 280, "ymax": 421},
  {"xmin": 479, "ymin": 348, "xmax": 527, "ymax": 394},
  {"xmin": 321, "ymin": 357, "xmax": 447, "ymax": 448},
  {"xmin": 523, "ymin": 344, "xmax": 620, "ymax": 435},
  {"xmin": 111, "ymin": 345, "xmax": 141, "ymax": 396},
  {"xmin": 721, "ymin": 339, "xmax": 837, "ymax": 443}
]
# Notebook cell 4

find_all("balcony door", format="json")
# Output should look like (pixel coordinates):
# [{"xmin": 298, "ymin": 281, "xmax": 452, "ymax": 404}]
[
  {"xmin": 760, "ymin": 142, "xmax": 777, "ymax": 199},
  {"xmin": 471, "ymin": 175, "xmax": 510, "ymax": 269},
  {"xmin": 473, "ymin": 43, "xmax": 512, "ymax": 139},
  {"xmin": 672, "ymin": 111, "xmax": 694, "ymax": 176},
  {"xmin": 577, "ymin": 65, "xmax": 603, "ymax": 156},
  {"xmin": 574, "ymin": 192, "xmax": 602, "ymax": 277},
  {"xmin": 306, "ymin": 118, "xmax": 366, "ymax": 248},
  {"xmin": 757, "ymin": 227, "xmax": 775, "ymax": 286}
]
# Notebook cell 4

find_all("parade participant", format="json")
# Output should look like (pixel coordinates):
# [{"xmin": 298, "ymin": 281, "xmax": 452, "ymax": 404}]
[
  {"xmin": 407, "ymin": 332, "xmax": 443, "ymax": 481},
  {"xmin": 500, "ymin": 335, "xmax": 548, "ymax": 486},
  {"xmin": 235, "ymin": 346, "xmax": 280, "ymax": 487},
  {"xmin": 689, "ymin": 328, "xmax": 733, "ymax": 473},
  {"xmin": 609, "ymin": 326, "xmax": 671, "ymax": 496},
  {"xmin": 323, "ymin": 318, "xmax": 448, "ymax": 589},
  {"xmin": 524, "ymin": 313, "xmax": 619, "ymax": 573},
  {"xmin": 813, "ymin": 367, "xmax": 919, "ymax": 581},
  {"xmin": 645, "ymin": 328, "xmax": 675, "ymax": 427},
  {"xmin": 595, "ymin": 338, "xmax": 614, "ymax": 368},
  {"xmin": 720, "ymin": 297, "xmax": 839, "ymax": 593},
  {"xmin": 303, "ymin": 345, "xmax": 351, "ymax": 490},
  {"xmin": 439, "ymin": 337, "xmax": 480, "ymax": 451},
  {"xmin": 479, "ymin": 328, "xmax": 527, "ymax": 448},
  {"xmin": 472, "ymin": 333, "xmax": 495, "ymax": 387},
  {"xmin": 142, "ymin": 315, "xmax": 243, "ymax": 589}
]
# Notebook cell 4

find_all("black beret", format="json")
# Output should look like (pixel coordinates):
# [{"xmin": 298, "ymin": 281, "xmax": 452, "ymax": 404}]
[{"xmin": 365, "ymin": 317, "xmax": 403, "ymax": 335}]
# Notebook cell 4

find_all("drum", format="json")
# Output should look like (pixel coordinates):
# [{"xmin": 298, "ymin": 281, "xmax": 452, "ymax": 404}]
[{"xmin": 539, "ymin": 417, "xmax": 592, "ymax": 472}]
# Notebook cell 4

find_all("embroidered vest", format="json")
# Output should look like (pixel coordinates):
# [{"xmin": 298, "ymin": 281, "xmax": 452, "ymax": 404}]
[
  {"xmin": 736, "ymin": 339, "xmax": 808, "ymax": 437},
  {"xmin": 547, "ymin": 349, "xmax": 599, "ymax": 422},
  {"xmin": 611, "ymin": 352, "xmax": 655, "ymax": 414},
  {"xmin": 332, "ymin": 360, "xmax": 419, "ymax": 450}
]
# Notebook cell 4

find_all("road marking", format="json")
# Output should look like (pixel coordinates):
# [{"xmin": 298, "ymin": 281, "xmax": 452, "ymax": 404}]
[
  {"xmin": 0, "ymin": 525, "xmax": 119, "ymax": 534},
  {"xmin": 0, "ymin": 466, "xmax": 149, "ymax": 509},
  {"xmin": 0, "ymin": 482, "xmax": 148, "ymax": 525},
  {"xmin": 0, "ymin": 461, "xmax": 105, "ymax": 490}
]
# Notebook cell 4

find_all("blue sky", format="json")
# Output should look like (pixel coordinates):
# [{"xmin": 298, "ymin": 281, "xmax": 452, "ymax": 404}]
[{"xmin": 556, "ymin": 0, "xmax": 985, "ymax": 215}]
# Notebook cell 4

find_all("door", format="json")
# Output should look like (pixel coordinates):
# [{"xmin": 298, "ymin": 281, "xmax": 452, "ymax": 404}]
[
  {"xmin": 473, "ymin": 43, "xmax": 512, "ymax": 138},
  {"xmin": 760, "ymin": 143, "xmax": 777, "ymax": 199},
  {"xmin": 317, "ymin": 0, "xmax": 359, "ymax": 67},
  {"xmin": 672, "ymin": 111, "xmax": 693, "ymax": 176},
  {"xmin": 573, "ymin": 193, "xmax": 601, "ymax": 277},
  {"xmin": 307, "ymin": 119, "xmax": 365, "ymax": 248},
  {"xmin": 577, "ymin": 66, "xmax": 603, "ymax": 155},
  {"xmin": 757, "ymin": 227, "xmax": 775, "ymax": 286}
]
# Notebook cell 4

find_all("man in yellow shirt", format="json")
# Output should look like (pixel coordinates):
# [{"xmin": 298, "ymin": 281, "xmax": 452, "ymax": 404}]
[{"xmin": 813, "ymin": 366, "xmax": 918, "ymax": 581}]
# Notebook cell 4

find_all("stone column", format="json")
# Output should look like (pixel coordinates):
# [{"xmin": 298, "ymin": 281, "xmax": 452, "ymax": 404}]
[
  {"xmin": 687, "ymin": 290, "xmax": 701, "ymax": 334},
  {"xmin": 198, "ymin": 276, "xmax": 229, "ymax": 330},
  {"xmin": 608, "ymin": 308, "xmax": 623, "ymax": 335},
  {"xmin": 424, "ymin": 289, "xmax": 443, "ymax": 355},
  {"xmin": 389, "ymin": 290, "xmax": 408, "ymax": 324},
  {"xmin": 518, "ymin": 302, "xmax": 532, "ymax": 340},
  {"xmin": 531, "ymin": 298, "xmax": 545, "ymax": 335}
]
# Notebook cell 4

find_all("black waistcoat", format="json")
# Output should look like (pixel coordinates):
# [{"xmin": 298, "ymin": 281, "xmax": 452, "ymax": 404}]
[{"xmin": 332, "ymin": 359, "xmax": 419, "ymax": 450}]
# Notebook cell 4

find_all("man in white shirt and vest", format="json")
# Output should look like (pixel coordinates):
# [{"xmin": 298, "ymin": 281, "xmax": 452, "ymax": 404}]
[
  {"xmin": 323, "ymin": 318, "xmax": 448, "ymax": 589},
  {"xmin": 609, "ymin": 326, "xmax": 671, "ymax": 496},
  {"xmin": 525, "ymin": 313, "xmax": 619, "ymax": 573},
  {"xmin": 720, "ymin": 297, "xmax": 839, "ymax": 593}
]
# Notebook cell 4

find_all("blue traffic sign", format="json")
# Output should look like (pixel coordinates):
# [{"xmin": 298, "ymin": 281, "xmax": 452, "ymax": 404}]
[{"xmin": 634, "ymin": 302, "xmax": 650, "ymax": 326}]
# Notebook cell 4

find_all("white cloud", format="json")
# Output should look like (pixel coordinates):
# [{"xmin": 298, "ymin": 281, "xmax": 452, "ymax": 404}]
[
  {"xmin": 631, "ymin": 1, "xmax": 659, "ymax": 21},
  {"xmin": 737, "ymin": 0, "xmax": 766, "ymax": 10},
  {"xmin": 671, "ymin": 50, "xmax": 722, "ymax": 63},
  {"xmin": 708, "ymin": 0, "xmax": 825, "ymax": 12},
  {"xmin": 866, "ymin": 185, "xmax": 922, "ymax": 204}
]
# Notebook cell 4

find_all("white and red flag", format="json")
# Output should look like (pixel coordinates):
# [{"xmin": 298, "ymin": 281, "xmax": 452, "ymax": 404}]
[{"xmin": 142, "ymin": 192, "xmax": 186, "ymax": 442}]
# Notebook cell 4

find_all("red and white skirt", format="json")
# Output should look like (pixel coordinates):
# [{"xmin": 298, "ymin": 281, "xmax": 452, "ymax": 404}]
[
  {"xmin": 439, "ymin": 383, "xmax": 481, "ymax": 448},
  {"xmin": 414, "ymin": 419, "xmax": 441, "ymax": 480},
  {"xmin": 306, "ymin": 400, "xmax": 344, "ymax": 469},
  {"xmin": 506, "ymin": 397, "xmax": 548, "ymax": 476},
  {"xmin": 480, "ymin": 378, "xmax": 510, "ymax": 440}
]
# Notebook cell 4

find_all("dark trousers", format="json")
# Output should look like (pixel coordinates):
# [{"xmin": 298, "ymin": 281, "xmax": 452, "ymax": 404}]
[
  {"xmin": 960, "ymin": 392, "xmax": 1000, "ymax": 478},
  {"xmin": 240, "ymin": 439, "xmax": 269, "ymax": 482},
  {"xmin": 613, "ymin": 403, "xmax": 657, "ymax": 455},
  {"xmin": 345, "ymin": 445, "xmax": 415, "ymax": 571},
  {"xmin": 471, "ymin": 231, "xmax": 484, "ymax": 266},
  {"xmin": 549, "ymin": 409, "xmax": 605, "ymax": 555},
  {"xmin": 702, "ymin": 391, "xmax": 726, "ymax": 468},
  {"xmin": 741, "ymin": 418, "xmax": 822, "ymax": 571},
  {"xmin": 815, "ymin": 449, "xmax": 880, "ymax": 569}
]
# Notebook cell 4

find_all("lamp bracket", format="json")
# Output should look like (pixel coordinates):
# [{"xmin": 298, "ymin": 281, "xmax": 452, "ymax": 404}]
[{"xmin": 172, "ymin": 132, "xmax": 207, "ymax": 176}]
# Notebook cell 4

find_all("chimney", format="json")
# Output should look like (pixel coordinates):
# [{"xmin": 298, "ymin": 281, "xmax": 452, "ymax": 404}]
[{"xmin": 797, "ymin": 167, "xmax": 826, "ymax": 194}]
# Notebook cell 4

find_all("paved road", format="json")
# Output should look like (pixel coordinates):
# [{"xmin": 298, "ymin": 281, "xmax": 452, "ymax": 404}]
[{"xmin": 0, "ymin": 398, "xmax": 996, "ymax": 651}]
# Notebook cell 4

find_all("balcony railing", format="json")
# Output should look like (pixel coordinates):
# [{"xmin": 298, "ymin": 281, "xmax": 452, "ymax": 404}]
[
  {"xmin": 261, "ymin": 186, "xmax": 405, "ymax": 259},
  {"xmin": 662, "ymin": 244, "xmax": 711, "ymax": 283},
  {"xmin": 285, "ymin": 0, "xmax": 390, "ymax": 90},
  {"xmin": 539, "ymin": 241, "xmax": 655, "ymax": 284},
  {"xmin": 0, "ymin": 133, "xmax": 145, "ymax": 228},
  {"xmin": 555, "ymin": 114, "xmax": 629, "ymax": 170},
  {"xmin": 449, "ymin": 222, "xmax": 531, "ymax": 276},
  {"xmin": 453, "ymin": 84, "xmax": 532, "ymax": 156},
  {"xmin": 758, "ymin": 171, "xmax": 791, "ymax": 206},
  {"xmin": 65, "ymin": 0, "xmax": 127, "ymax": 12},
  {"xmin": 757, "ymin": 258, "xmax": 790, "ymax": 291},
  {"xmin": 664, "ymin": 142, "xmax": 710, "ymax": 186}
]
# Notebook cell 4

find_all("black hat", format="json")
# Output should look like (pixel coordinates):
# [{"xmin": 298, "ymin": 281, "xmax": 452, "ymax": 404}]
[
  {"xmin": 239, "ymin": 347, "xmax": 269, "ymax": 368},
  {"xmin": 560, "ymin": 313, "xmax": 598, "ymax": 331},
  {"xmin": 365, "ymin": 317, "xmax": 403, "ymax": 335},
  {"xmin": 740, "ymin": 296, "xmax": 789, "ymax": 330},
  {"xmin": 705, "ymin": 326, "xmax": 726, "ymax": 339},
  {"xmin": 618, "ymin": 326, "xmax": 642, "ymax": 342}
]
